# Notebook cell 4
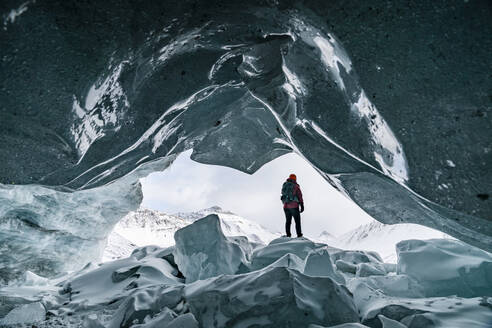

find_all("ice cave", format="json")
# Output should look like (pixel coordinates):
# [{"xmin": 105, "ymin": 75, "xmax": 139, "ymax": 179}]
[{"xmin": 0, "ymin": 0, "xmax": 491, "ymax": 327}]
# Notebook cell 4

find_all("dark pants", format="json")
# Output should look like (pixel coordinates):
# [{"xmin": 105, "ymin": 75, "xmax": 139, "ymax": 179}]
[{"xmin": 284, "ymin": 207, "xmax": 302, "ymax": 237}]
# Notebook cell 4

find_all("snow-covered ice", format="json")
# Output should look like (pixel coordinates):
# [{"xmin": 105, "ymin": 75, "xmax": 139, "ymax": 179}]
[
  {"xmin": 249, "ymin": 236, "xmax": 326, "ymax": 271},
  {"xmin": 349, "ymin": 279, "xmax": 492, "ymax": 327},
  {"xmin": 1, "ymin": 212, "xmax": 492, "ymax": 327},
  {"xmin": 0, "ymin": 301, "xmax": 45, "ymax": 326},
  {"xmin": 396, "ymin": 238, "xmax": 492, "ymax": 297},
  {"xmin": 173, "ymin": 214, "xmax": 253, "ymax": 282},
  {"xmin": 184, "ymin": 266, "xmax": 359, "ymax": 327},
  {"xmin": 303, "ymin": 247, "xmax": 345, "ymax": 284}
]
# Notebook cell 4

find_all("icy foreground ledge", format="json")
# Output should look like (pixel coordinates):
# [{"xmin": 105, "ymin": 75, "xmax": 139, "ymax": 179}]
[
  {"xmin": 2, "ymin": 215, "xmax": 492, "ymax": 327},
  {"xmin": 184, "ymin": 266, "xmax": 358, "ymax": 327}
]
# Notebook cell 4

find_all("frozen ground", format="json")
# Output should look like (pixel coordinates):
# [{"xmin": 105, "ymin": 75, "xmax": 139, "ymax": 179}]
[{"xmin": 1, "ymin": 213, "xmax": 491, "ymax": 327}]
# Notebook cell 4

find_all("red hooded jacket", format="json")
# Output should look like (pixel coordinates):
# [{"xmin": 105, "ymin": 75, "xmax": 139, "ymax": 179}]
[{"xmin": 283, "ymin": 179, "xmax": 304, "ymax": 209}]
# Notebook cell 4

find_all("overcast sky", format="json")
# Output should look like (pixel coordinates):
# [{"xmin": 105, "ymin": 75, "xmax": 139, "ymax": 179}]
[{"xmin": 141, "ymin": 150, "xmax": 374, "ymax": 237}]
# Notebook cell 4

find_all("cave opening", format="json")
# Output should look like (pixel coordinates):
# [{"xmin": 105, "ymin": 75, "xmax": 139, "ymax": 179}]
[
  {"xmin": 106, "ymin": 149, "xmax": 450, "ymax": 264},
  {"xmin": 140, "ymin": 150, "xmax": 373, "ymax": 237}
]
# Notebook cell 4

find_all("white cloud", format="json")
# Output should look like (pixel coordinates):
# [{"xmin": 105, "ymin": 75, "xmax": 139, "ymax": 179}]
[{"xmin": 141, "ymin": 150, "xmax": 374, "ymax": 237}]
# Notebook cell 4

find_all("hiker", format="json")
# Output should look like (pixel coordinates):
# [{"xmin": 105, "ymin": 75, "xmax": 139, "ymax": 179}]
[{"xmin": 280, "ymin": 174, "xmax": 304, "ymax": 238}]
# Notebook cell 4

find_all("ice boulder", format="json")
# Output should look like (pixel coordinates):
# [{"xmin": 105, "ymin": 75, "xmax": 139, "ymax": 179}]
[
  {"xmin": 377, "ymin": 315, "xmax": 407, "ymax": 328},
  {"xmin": 335, "ymin": 260, "xmax": 358, "ymax": 275},
  {"xmin": 263, "ymin": 253, "xmax": 306, "ymax": 272},
  {"xmin": 356, "ymin": 262, "xmax": 387, "ymax": 277},
  {"xmin": 59, "ymin": 247, "xmax": 182, "ymax": 312},
  {"xmin": 303, "ymin": 247, "xmax": 346, "ymax": 284},
  {"xmin": 0, "ymin": 301, "xmax": 46, "ymax": 326},
  {"xmin": 331, "ymin": 250, "xmax": 383, "ymax": 265},
  {"xmin": 131, "ymin": 307, "xmax": 176, "ymax": 328},
  {"xmin": 349, "ymin": 279, "xmax": 492, "ymax": 327},
  {"xmin": 249, "ymin": 237, "xmax": 326, "ymax": 271},
  {"xmin": 108, "ymin": 285, "xmax": 184, "ymax": 328},
  {"xmin": 347, "ymin": 275, "xmax": 425, "ymax": 298},
  {"xmin": 396, "ymin": 239, "xmax": 492, "ymax": 297},
  {"xmin": 185, "ymin": 266, "xmax": 359, "ymax": 327},
  {"xmin": 173, "ymin": 215, "xmax": 253, "ymax": 282},
  {"xmin": 256, "ymin": 246, "xmax": 346, "ymax": 285},
  {"xmin": 331, "ymin": 249, "xmax": 384, "ymax": 278}
]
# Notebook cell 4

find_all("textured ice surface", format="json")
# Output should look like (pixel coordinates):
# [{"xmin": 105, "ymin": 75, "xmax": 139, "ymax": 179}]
[
  {"xmin": 330, "ymin": 249, "xmax": 385, "ymax": 280},
  {"xmin": 184, "ymin": 266, "xmax": 359, "ymax": 327},
  {"xmin": 1, "ymin": 0, "xmax": 491, "ymax": 280},
  {"xmin": 347, "ymin": 275, "xmax": 425, "ymax": 298},
  {"xmin": 249, "ymin": 237, "xmax": 327, "ymax": 271},
  {"xmin": 396, "ymin": 238, "xmax": 492, "ymax": 297},
  {"xmin": 2, "ymin": 215, "xmax": 492, "ymax": 327},
  {"xmin": 0, "ymin": 173, "xmax": 143, "ymax": 282},
  {"xmin": 355, "ymin": 262, "xmax": 387, "ymax": 277},
  {"xmin": 173, "ymin": 215, "xmax": 253, "ymax": 282},
  {"xmin": 0, "ymin": 301, "xmax": 45, "ymax": 326},
  {"xmin": 58, "ymin": 247, "xmax": 183, "ymax": 313},
  {"xmin": 130, "ymin": 309, "xmax": 199, "ymax": 328},
  {"xmin": 349, "ymin": 279, "xmax": 492, "ymax": 327},
  {"xmin": 107, "ymin": 286, "xmax": 185, "ymax": 328},
  {"xmin": 377, "ymin": 315, "xmax": 408, "ymax": 328},
  {"xmin": 303, "ymin": 247, "xmax": 345, "ymax": 284}
]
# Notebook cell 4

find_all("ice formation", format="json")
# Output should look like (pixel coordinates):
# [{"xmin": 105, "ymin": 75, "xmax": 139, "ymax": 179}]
[
  {"xmin": 0, "ymin": 173, "xmax": 143, "ymax": 283},
  {"xmin": 103, "ymin": 207, "xmax": 453, "ymax": 267},
  {"xmin": 1, "ymin": 214, "xmax": 492, "ymax": 327},
  {"xmin": 396, "ymin": 239, "xmax": 492, "ymax": 297},
  {"xmin": 0, "ymin": 0, "xmax": 491, "ymax": 281},
  {"xmin": 103, "ymin": 206, "xmax": 278, "ymax": 262},
  {"xmin": 173, "ymin": 214, "xmax": 253, "ymax": 282}
]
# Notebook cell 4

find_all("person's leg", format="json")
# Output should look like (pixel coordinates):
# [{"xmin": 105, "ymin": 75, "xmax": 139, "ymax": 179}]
[
  {"xmin": 284, "ymin": 208, "xmax": 292, "ymax": 237},
  {"xmin": 293, "ymin": 208, "xmax": 302, "ymax": 237}
]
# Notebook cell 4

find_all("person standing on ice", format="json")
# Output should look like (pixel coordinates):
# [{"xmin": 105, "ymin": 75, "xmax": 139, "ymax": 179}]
[{"xmin": 281, "ymin": 174, "xmax": 304, "ymax": 238}]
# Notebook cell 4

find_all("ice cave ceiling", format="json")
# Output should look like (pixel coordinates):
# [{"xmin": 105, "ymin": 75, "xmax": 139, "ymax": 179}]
[{"xmin": 0, "ymin": 0, "xmax": 491, "ymax": 279}]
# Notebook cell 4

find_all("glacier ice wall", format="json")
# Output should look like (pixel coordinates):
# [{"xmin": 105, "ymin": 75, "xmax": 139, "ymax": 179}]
[
  {"xmin": 0, "ymin": 0, "xmax": 491, "ymax": 279},
  {"xmin": 0, "ymin": 158, "xmax": 174, "ymax": 282},
  {"xmin": 0, "ymin": 171, "xmax": 142, "ymax": 283}
]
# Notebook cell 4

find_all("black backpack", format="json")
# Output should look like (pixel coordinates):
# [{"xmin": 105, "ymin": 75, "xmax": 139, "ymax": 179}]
[{"xmin": 281, "ymin": 181, "xmax": 298, "ymax": 204}]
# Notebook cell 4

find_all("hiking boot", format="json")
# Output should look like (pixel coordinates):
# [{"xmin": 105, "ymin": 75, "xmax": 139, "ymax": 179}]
[
  {"xmin": 297, "ymin": 234, "xmax": 303, "ymax": 238},
  {"xmin": 282, "ymin": 234, "xmax": 291, "ymax": 238}
]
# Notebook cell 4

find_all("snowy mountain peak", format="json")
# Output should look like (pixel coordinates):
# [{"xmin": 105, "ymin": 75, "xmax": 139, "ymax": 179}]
[
  {"xmin": 172, "ymin": 206, "xmax": 236, "ymax": 222},
  {"xmin": 318, "ymin": 230, "xmax": 335, "ymax": 240},
  {"xmin": 104, "ymin": 207, "xmax": 279, "ymax": 261},
  {"xmin": 117, "ymin": 208, "xmax": 187, "ymax": 230},
  {"xmin": 315, "ymin": 220, "xmax": 453, "ymax": 263},
  {"xmin": 203, "ymin": 205, "xmax": 224, "ymax": 212}
]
